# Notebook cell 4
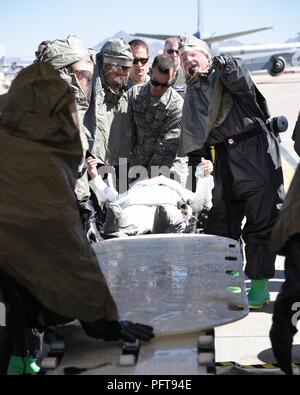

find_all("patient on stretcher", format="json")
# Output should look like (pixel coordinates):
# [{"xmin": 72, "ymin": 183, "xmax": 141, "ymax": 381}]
[{"xmin": 87, "ymin": 157, "xmax": 214, "ymax": 238}]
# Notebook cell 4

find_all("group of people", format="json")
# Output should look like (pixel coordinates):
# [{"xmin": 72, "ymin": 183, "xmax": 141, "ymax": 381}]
[{"xmin": 0, "ymin": 32, "xmax": 299, "ymax": 375}]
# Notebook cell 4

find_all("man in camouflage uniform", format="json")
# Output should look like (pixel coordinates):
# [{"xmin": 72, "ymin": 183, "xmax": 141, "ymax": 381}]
[
  {"xmin": 128, "ymin": 54, "xmax": 187, "ymax": 186},
  {"xmin": 164, "ymin": 37, "xmax": 186, "ymax": 98},
  {"xmin": 84, "ymin": 39, "xmax": 133, "ymax": 193},
  {"xmin": 128, "ymin": 39, "xmax": 150, "ymax": 89},
  {"xmin": 40, "ymin": 36, "xmax": 100, "ymax": 243}
]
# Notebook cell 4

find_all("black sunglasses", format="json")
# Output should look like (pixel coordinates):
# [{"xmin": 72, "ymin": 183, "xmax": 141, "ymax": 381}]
[
  {"xmin": 166, "ymin": 49, "xmax": 179, "ymax": 55},
  {"xmin": 150, "ymin": 79, "xmax": 173, "ymax": 89},
  {"xmin": 133, "ymin": 57, "xmax": 149, "ymax": 65}
]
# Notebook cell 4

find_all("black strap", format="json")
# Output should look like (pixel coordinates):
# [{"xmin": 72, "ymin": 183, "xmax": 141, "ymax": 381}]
[{"xmin": 215, "ymin": 127, "xmax": 262, "ymax": 148}]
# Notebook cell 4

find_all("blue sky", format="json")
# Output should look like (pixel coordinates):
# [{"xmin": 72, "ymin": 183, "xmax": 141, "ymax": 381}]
[{"xmin": 1, "ymin": 0, "xmax": 299, "ymax": 59}]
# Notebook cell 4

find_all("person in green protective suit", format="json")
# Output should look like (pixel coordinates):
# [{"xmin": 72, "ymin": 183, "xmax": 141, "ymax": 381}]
[
  {"xmin": 84, "ymin": 38, "xmax": 134, "ymax": 194},
  {"xmin": 39, "ymin": 35, "xmax": 101, "ymax": 243},
  {"xmin": 0, "ymin": 63, "xmax": 154, "ymax": 375}
]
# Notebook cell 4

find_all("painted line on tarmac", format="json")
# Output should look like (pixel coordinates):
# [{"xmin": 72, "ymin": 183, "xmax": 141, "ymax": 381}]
[{"xmin": 217, "ymin": 362, "xmax": 300, "ymax": 370}]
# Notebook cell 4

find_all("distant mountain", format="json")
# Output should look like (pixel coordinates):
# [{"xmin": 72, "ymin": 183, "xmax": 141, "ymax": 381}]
[
  {"xmin": 93, "ymin": 31, "xmax": 164, "ymax": 60},
  {"xmin": 94, "ymin": 31, "xmax": 133, "ymax": 51},
  {"xmin": 286, "ymin": 32, "xmax": 300, "ymax": 43}
]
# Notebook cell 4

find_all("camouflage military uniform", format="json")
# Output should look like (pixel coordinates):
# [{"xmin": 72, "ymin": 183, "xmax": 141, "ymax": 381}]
[
  {"xmin": 127, "ymin": 74, "xmax": 150, "ymax": 90},
  {"xmin": 128, "ymin": 82, "xmax": 188, "ymax": 185}
]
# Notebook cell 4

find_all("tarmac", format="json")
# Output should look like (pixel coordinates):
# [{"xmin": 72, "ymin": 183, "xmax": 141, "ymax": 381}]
[{"xmin": 216, "ymin": 70, "xmax": 300, "ymax": 375}]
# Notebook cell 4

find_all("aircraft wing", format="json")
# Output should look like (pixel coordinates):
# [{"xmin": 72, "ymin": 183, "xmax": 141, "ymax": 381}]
[
  {"xmin": 131, "ymin": 33, "xmax": 178, "ymax": 41},
  {"xmin": 132, "ymin": 27, "xmax": 272, "ymax": 44},
  {"xmin": 205, "ymin": 27, "xmax": 272, "ymax": 45}
]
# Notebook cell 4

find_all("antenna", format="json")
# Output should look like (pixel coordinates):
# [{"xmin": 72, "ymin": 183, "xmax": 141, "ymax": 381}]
[{"xmin": 197, "ymin": 0, "xmax": 202, "ymax": 39}]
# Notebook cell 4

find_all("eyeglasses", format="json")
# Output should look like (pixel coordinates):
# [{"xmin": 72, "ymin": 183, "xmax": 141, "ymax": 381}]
[
  {"xmin": 166, "ymin": 49, "xmax": 179, "ymax": 55},
  {"xmin": 150, "ymin": 79, "xmax": 173, "ymax": 89},
  {"xmin": 133, "ymin": 58, "xmax": 149, "ymax": 65}
]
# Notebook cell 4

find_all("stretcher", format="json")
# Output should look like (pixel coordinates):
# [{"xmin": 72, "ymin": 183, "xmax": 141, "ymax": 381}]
[{"xmin": 42, "ymin": 235, "xmax": 249, "ymax": 375}]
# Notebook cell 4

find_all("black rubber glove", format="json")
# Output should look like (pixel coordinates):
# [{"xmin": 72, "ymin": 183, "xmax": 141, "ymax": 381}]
[
  {"xmin": 212, "ymin": 56, "xmax": 227, "ymax": 70},
  {"xmin": 81, "ymin": 320, "xmax": 155, "ymax": 343}
]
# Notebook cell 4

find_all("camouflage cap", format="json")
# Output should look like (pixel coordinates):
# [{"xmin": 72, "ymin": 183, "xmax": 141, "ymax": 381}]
[
  {"xmin": 178, "ymin": 34, "xmax": 212, "ymax": 57},
  {"xmin": 101, "ymin": 38, "xmax": 133, "ymax": 67},
  {"xmin": 40, "ymin": 36, "xmax": 92, "ymax": 70}
]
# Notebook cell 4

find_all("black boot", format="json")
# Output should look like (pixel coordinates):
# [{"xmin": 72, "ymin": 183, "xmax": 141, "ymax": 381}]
[
  {"xmin": 78, "ymin": 199, "xmax": 102, "ymax": 244},
  {"xmin": 270, "ymin": 322, "xmax": 297, "ymax": 375}
]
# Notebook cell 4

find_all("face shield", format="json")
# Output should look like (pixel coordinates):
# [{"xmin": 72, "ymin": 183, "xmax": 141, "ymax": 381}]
[
  {"xmin": 102, "ymin": 56, "xmax": 133, "ymax": 92},
  {"xmin": 73, "ymin": 61, "xmax": 94, "ymax": 103}
]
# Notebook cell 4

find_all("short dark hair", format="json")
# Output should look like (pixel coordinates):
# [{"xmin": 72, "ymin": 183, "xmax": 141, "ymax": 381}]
[
  {"xmin": 164, "ymin": 37, "xmax": 179, "ymax": 50},
  {"xmin": 129, "ymin": 39, "xmax": 149, "ymax": 56},
  {"xmin": 152, "ymin": 55, "xmax": 175, "ymax": 74}
]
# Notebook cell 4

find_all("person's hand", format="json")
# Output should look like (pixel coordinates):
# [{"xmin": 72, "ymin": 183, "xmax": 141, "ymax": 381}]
[
  {"xmin": 199, "ymin": 158, "xmax": 214, "ymax": 177},
  {"xmin": 212, "ymin": 56, "xmax": 227, "ymax": 69},
  {"xmin": 81, "ymin": 320, "xmax": 155, "ymax": 343},
  {"xmin": 86, "ymin": 157, "xmax": 99, "ymax": 180}
]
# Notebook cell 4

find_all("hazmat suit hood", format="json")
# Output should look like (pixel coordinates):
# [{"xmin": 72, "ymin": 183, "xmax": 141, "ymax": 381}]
[
  {"xmin": 178, "ymin": 35, "xmax": 212, "ymax": 59},
  {"xmin": 39, "ymin": 35, "xmax": 92, "ymax": 70},
  {"xmin": 39, "ymin": 35, "xmax": 93, "ymax": 107},
  {"xmin": 0, "ymin": 62, "xmax": 118, "ymax": 323},
  {"xmin": 96, "ymin": 38, "xmax": 133, "ymax": 96},
  {"xmin": 0, "ymin": 62, "xmax": 78, "ymax": 145},
  {"xmin": 39, "ymin": 35, "xmax": 95, "ymax": 176}
]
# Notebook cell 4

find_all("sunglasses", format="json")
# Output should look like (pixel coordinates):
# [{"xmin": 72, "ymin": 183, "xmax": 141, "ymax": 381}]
[
  {"xmin": 166, "ymin": 49, "xmax": 179, "ymax": 55},
  {"xmin": 150, "ymin": 79, "xmax": 173, "ymax": 89},
  {"xmin": 133, "ymin": 58, "xmax": 149, "ymax": 65}
]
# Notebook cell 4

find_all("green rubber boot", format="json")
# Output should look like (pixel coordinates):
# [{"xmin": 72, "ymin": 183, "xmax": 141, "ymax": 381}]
[
  {"xmin": 7, "ymin": 356, "xmax": 25, "ymax": 376},
  {"xmin": 24, "ymin": 358, "xmax": 40, "ymax": 375},
  {"xmin": 248, "ymin": 280, "xmax": 271, "ymax": 310}
]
